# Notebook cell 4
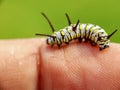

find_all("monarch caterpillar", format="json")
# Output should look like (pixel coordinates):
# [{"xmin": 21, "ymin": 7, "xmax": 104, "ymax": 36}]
[{"xmin": 35, "ymin": 12, "xmax": 117, "ymax": 51}]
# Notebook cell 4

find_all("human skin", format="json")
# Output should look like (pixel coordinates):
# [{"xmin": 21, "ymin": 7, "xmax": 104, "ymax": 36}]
[{"xmin": 0, "ymin": 38, "xmax": 120, "ymax": 90}]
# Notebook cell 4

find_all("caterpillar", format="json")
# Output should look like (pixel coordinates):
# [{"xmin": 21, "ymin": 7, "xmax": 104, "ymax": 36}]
[{"xmin": 35, "ymin": 12, "xmax": 117, "ymax": 51}]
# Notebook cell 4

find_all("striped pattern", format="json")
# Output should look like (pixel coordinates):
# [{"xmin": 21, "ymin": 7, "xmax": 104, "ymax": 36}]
[
  {"xmin": 35, "ymin": 13, "xmax": 117, "ymax": 51},
  {"xmin": 47, "ymin": 23, "xmax": 110, "ymax": 50}
]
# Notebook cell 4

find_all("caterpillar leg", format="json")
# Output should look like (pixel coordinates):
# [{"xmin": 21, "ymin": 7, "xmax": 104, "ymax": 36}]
[
  {"xmin": 57, "ymin": 44, "xmax": 61, "ymax": 48},
  {"xmin": 99, "ymin": 45, "xmax": 109, "ymax": 51},
  {"xmin": 65, "ymin": 42, "xmax": 69, "ymax": 45},
  {"xmin": 90, "ymin": 42, "xmax": 97, "ymax": 46},
  {"xmin": 99, "ymin": 47, "xmax": 103, "ymax": 51},
  {"xmin": 78, "ymin": 38, "xmax": 82, "ymax": 42},
  {"xmin": 51, "ymin": 44, "xmax": 54, "ymax": 48}
]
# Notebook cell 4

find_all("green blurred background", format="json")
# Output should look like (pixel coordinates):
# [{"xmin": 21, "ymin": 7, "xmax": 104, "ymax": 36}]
[{"xmin": 0, "ymin": 0, "xmax": 119, "ymax": 43}]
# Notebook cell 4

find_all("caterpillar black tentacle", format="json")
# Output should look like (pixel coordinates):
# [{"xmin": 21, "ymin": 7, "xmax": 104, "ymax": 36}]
[
  {"xmin": 35, "ymin": 12, "xmax": 117, "ymax": 51},
  {"xmin": 65, "ymin": 13, "xmax": 71, "ymax": 25},
  {"xmin": 107, "ymin": 29, "xmax": 117, "ymax": 39},
  {"xmin": 41, "ymin": 12, "xmax": 55, "ymax": 33},
  {"xmin": 35, "ymin": 33, "xmax": 54, "ymax": 37}
]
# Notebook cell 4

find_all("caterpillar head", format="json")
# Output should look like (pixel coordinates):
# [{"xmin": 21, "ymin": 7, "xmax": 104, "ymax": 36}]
[
  {"xmin": 35, "ymin": 33, "xmax": 55, "ymax": 46},
  {"xmin": 98, "ymin": 36, "xmax": 110, "ymax": 50},
  {"xmin": 46, "ymin": 37, "xmax": 55, "ymax": 46},
  {"xmin": 98, "ymin": 29, "xmax": 117, "ymax": 50}
]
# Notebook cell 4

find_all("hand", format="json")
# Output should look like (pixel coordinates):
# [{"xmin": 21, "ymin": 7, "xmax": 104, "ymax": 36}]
[{"xmin": 0, "ymin": 38, "xmax": 120, "ymax": 90}]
